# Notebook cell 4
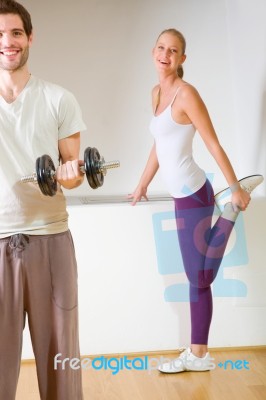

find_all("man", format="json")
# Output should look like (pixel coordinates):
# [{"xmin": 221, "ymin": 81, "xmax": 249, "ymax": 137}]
[{"xmin": 0, "ymin": 0, "xmax": 85, "ymax": 398}]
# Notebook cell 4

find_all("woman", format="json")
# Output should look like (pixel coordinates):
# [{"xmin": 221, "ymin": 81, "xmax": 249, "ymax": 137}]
[{"xmin": 128, "ymin": 28, "xmax": 263, "ymax": 373}]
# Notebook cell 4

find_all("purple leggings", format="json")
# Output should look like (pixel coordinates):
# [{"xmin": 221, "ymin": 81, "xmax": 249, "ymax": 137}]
[{"xmin": 174, "ymin": 180, "xmax": 234, "ymax": 345}]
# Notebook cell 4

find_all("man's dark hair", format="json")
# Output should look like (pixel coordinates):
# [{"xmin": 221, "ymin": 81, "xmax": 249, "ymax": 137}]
[{"xmin": 0, "ymin": 0, "xmax": 32, "ymax": 38}]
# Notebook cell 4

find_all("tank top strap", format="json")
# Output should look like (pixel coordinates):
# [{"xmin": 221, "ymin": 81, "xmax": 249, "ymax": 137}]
[{"xmin": 170, "ymin": 83, "xmax": 188, "ymax": 106}]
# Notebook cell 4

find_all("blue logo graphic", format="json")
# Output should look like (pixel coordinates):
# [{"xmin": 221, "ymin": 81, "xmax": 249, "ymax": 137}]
[
  {"xmin": 217, "ymin": 359, "xmax": 250, "ymax": 370},
  {"xmin": 152, "ymin": 179, "xmax": 248, "ymax": 302}
]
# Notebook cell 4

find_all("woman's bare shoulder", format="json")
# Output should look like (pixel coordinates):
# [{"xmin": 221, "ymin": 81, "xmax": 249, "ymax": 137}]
[{"xmin": 178, "ymin": 81, "xmax": 200, "ymax": 97}]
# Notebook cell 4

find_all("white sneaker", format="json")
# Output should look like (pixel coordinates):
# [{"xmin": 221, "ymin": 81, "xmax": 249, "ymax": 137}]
[
  {"xmin": 214, "ymin": 174, "xmax": 264, "ymax": 212},
  {"xmin": 158, "ymin": 348, "xmax": 213, "ymax": 373}
]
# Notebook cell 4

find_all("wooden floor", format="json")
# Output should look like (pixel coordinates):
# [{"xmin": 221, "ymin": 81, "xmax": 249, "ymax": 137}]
[{"xmin": 16, "ymin": 348, "xmax": 266, "ymax": 400}]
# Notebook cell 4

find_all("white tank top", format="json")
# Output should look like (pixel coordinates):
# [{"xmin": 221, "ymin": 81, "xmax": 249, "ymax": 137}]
[{"xmin": 150, "ymin": 87, "xmax": 206, "ymax": 198}]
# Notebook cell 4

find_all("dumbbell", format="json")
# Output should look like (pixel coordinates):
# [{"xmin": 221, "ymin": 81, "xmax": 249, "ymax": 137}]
[{"xmin": 21, "ymin": 147, "xmax": 120, "ymax": 196}]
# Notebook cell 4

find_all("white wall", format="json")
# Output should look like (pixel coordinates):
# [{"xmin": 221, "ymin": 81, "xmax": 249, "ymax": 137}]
[
  {"xmin": 19, "ymin": 0, "xmax": 266, "ymax": 358},
  {"xmin": 22, "ymin": 197, "xmax": 266, "ymax": 358},
  {"xmin": 69, "ymin": 198, "xmax": 266, "ymax": 353},
  {"xmin": 21, "ymin": 0, "xmax": 266, "ymax": 197}
]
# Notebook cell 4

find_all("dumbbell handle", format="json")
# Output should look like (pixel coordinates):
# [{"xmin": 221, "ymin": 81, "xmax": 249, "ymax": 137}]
[
  {"xmin": 21, "ymin": 159, "xmax": 120, "ymax": 183},
  {"xmin": 82, "ymin": 159, "xmax": 120, "ymax": 175}
]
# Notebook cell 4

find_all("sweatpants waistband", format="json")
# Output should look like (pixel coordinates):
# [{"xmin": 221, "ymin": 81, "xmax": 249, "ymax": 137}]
[{"xmin": 0, "ymin": 230, "xmax": 70, "ymax": 254}]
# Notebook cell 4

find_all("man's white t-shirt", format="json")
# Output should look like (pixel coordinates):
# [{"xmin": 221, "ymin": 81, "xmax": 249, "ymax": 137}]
[{"xmin": 0, "ymin": 75, "xmax": 86, "ymax": 238}]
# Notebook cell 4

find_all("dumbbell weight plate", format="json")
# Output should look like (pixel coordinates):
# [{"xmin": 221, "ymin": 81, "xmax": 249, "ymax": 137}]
[
  {"xmin": 36, "ymin": 156, "xmax": 47, "ymax": 196},
  {"xmin": 90, "ymin": 147, "xmax": 104, "ymax": 188},
  {"xmin": 84, "ymin": 147, "xmax": 97, "ymax": 189},
  {"xmin": 84, "ymin": 147, "xmax": 104, "ymax": 189},
  {"xmin": 36, "ymin": 154, "xmax": 57, "ymax": 196}
]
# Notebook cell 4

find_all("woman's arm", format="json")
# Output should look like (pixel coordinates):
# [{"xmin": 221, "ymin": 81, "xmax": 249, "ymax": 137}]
[
  {"xmin": 129, "ymin": 86, "xmax": 161, "ymax": 205},
  {"xmin": 128, "ymin": 142, "xmax": 159, "ymax": 205},
  {"xmin": 178, "ymin": 85, "xmax": 250, "ymax": 210}
]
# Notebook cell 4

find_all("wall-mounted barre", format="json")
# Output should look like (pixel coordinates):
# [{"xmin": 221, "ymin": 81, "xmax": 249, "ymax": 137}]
[{"xmin": 66, "ymin": 195, "xmax": 173, "ymax": 206}]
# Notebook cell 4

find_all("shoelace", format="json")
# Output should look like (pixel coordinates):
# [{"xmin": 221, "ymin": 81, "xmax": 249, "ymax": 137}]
[{"xmin": 178, "ymin": 347, "xmax": 187, "ymax": 353}]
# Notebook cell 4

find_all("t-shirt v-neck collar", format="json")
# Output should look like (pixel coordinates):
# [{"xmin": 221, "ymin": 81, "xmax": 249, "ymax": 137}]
[{"xmin": 0, "ymin": 74, "xmax": 33, "ymax": 107}]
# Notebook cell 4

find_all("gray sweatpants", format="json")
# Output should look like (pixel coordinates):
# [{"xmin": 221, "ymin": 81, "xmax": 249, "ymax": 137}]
[{"xmin": 0, "ymin": 230, "xmax": 83, "ymax": 400}]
